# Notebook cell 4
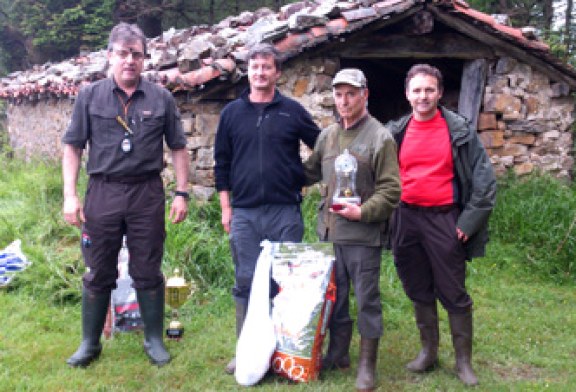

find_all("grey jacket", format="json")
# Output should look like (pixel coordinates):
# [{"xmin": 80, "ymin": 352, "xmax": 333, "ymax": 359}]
[{"xmin": 386, "ymin": 107, "xmax": 497, "ymax": 259}]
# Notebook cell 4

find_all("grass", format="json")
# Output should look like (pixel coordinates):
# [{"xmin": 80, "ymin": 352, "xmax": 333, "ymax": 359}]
[{"xmin": 1, "ymin": 159, "xmax": 576, "ymax": 391}]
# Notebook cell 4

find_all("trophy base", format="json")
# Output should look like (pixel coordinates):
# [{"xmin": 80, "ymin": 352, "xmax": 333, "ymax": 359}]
[
  {"xmin": 331, "ymin": 197, "xmax": 361, "ymax": 211},
  {"xmin": 166, "ymin": 327, "xmax": 184, "ymax": 340}
]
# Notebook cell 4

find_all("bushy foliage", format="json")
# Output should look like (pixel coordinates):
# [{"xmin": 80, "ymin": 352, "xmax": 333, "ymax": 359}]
[
  {"xmin": 0, "ymin": 158, "xmax": 84, "ymax": 302},
  {"xmin": 163, "ymin": 197, "xmax": 233, "ymax": 290},
  {"xmin": 490, "ymin": 172, "xmax": 576, "ymax": 281},
  {"xmin": 2, "ymin": 159, "xmax": 575, "ymax": 303}
]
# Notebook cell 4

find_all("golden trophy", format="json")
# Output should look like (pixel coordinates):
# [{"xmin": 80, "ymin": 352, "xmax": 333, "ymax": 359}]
[{"xmin": 165, "ymin": 268, "xmax": 192, "ymax": 340}]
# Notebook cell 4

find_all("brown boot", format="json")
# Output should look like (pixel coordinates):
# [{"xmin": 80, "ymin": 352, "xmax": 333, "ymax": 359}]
[
  {"xmin": 225, "ymin": 302, "xmax": 247, "ymax": 374},
  {"xmin": 449, "ymin": 311, "xmax": 479, "ymax": 386},
  {"xmin": 406, "ymin": 301, "xmax": 439, "ymax": 372},
  {"xmin": 322, "ymin": 322, "xmax": 353, "ymax": 370},
  {"xmin": 355, "ymin": 337, "xmax": 379, "ymax": 391}
]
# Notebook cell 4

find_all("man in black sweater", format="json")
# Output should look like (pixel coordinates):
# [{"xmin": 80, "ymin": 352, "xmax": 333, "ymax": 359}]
[{"xmin": 213, "ymin": 43, "xmax": 321, "ymax": 375}]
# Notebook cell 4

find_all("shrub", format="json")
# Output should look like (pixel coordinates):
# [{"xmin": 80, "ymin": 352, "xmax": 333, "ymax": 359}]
[
  {"xmin": 2, "ymin": 158, "xmax": 575, "ymax": 304},
  {"xmin": 490, "ymin": 172, "xmax": 576, "ymax": 281}
]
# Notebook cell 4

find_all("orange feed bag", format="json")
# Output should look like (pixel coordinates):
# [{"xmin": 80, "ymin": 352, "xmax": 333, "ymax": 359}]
[{"xmin": 270, "ymin": 243, "xmax": 336, "ymax": 382}]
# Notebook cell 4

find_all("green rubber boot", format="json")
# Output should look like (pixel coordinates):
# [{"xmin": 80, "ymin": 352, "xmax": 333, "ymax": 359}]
[
  {"xmin": 137, "ymin": 286, "xmax": 171, "ymax": 366},
  {"xmin": 66, "ymin": 288, "xmax": 110, "ymax": 367}
]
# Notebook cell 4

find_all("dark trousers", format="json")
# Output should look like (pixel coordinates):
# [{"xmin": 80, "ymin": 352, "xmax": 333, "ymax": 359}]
[
  {"xmin": 229, "ymin": 204, "xmax": 303, "ymax": 305},
  {"xmin": 331, "ymin": 244, "xmax": 383, "ymax": 339},
  {"xmin": 392, "ymin": 204, "xmax": 472, "ymax": 314},
  {"xmin": 81, "ymin": 175, "xmax": 165, "ymax": 292}
]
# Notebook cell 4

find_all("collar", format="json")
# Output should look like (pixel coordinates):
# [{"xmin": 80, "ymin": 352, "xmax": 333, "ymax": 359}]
[
  {"xmin": 339, "ymin": 113, "xmax": 370, "ymax": 131},
  {"xmin": 241, "ymin": 87, "xmax": 281, "ymax": 106},
  {"xmin": 109, "ymin": 77, "xmax": 145, "ymax": 97}
]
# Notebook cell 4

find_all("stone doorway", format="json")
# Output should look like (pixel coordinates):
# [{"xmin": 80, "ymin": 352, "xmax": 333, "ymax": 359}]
[{"xmin": 339, "ymin": 58, "xmax": 466, "ymax": 125}]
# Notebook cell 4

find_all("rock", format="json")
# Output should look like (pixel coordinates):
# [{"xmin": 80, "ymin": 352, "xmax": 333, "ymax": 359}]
[
  {"xmin": 479, "ymin": 131, "xmax": 505, "ymax": 148},
  {"xmin": 514, "ymin": 162, "xmax": 534, "ymax": 176},
  {"xmin": 507, "ymin": 132, "xmax": 536, "ymax": 145},
  {"xmin": 477, "ymin": 112, "xmax": 498, "ymax": 130},
  {"xmin": 192, "ymin": 185, "xmax": 216, "ymax": 201}
]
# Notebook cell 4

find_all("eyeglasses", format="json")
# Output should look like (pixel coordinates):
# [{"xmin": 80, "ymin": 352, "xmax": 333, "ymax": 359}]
[{"xmin": 112, "ymin": 48, "xmax": 146, "ymax": 61}]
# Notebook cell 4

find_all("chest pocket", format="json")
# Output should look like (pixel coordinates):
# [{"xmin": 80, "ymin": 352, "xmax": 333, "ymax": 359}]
[
  {"xmin": 88, "ymin": 105, "xmax": 121, "ymax": 147},
  {"xmin": 136, "ymin": 108, "xmax": 166, "ymax": 154},
  {"xmin": 139, "ymin": 108, "xmax": 166, "ymax": 134}
]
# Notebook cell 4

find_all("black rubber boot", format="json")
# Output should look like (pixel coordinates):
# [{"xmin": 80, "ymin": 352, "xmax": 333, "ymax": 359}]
[
  {"xmin": 406, "ymin": 301, "xmax": 440, "ymax": 372},
  {"xmin": 355, "ymin": 337, "xmax": 379, "ymax": 391},
  {"xmin": 66, "ymin": 288, "xmax": 110, "ymax": 367},
  {"xmin": 137, "ymin": 286, "xmax": 171, "ymax": 366},
  {"xmin": 225, "ymin": 302, "xmax": 247, "ymax": 374},
  {"xmin": 449, "ymin": 311, "xmax": 479, "ymax": 386},
  {"xmin": 322, "ymin": 322, "xmax": 353, "ymax": 370}
]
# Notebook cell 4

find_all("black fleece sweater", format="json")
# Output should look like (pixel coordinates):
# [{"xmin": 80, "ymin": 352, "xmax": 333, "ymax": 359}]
[{"xmin": 214, "ymin": 89, "xmax": 321, "ymax": 208}]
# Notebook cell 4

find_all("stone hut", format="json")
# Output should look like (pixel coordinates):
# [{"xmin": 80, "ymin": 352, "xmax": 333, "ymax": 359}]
[{"xmin": 2, "ymin": 0, "xmax": 576, "ymax": 199}]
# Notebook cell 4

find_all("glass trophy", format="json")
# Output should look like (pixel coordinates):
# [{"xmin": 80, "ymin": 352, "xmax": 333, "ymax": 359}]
[{"xmin": 332, "ymin": 149, "xmax": 361, "ymax": 210}]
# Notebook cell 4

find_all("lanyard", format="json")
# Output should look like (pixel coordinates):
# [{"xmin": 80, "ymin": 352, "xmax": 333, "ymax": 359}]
[{"xmin": 114, "ymin": 91, "xmax": 134, "ymax": 135}]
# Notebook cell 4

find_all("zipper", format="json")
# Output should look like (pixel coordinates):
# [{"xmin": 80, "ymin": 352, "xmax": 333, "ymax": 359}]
[{"xmin": 257, "ymin": 112, "xmax": 265, "ymax": 203}]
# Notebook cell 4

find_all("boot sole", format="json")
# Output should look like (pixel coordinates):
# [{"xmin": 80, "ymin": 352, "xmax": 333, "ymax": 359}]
[
  {"xmin": 406, "ymin": 360, "xmax": 439, "ymax": 373},
  {"xmin": 66, "ymin": 350, "xmax": 102, "ymax": 368}
]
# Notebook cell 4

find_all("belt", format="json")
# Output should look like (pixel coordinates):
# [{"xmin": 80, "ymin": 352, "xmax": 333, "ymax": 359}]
[
  {"xmin": 91, "ymin": 173, "xmax": 159, "ymax": 184},
  {"xmin": 400, "ymin": 201, "xmax": 457, "ymax": 213}
]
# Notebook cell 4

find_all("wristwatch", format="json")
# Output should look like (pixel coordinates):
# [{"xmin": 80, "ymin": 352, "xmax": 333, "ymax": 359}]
[{"xmin": 174, "ymin": 191, "xmax": 190, "ymax": 200}]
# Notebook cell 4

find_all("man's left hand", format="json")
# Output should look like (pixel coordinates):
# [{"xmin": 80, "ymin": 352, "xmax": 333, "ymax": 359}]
[
  {"xmin": 169, "ymin": 196, "xmax": 188, "ymax": 224},
  {"xmin": 457, "ymin": 227, "xmax": 469, "ymax": 242}
]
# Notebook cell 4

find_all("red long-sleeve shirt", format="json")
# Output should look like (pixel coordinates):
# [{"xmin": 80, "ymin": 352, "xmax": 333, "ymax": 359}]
[{"xmin": 399, "ymin": 111, "xmax": 454, "ymax": 206}]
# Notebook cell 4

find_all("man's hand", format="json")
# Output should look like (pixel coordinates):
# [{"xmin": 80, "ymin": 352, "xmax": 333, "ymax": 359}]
[
  {"xmin": 330, "ymin": 202, "xmax": 362, "ymax": 221},
  {"xmin": 457, "ymin": 227, "xmax": 469, "ymax": 242},
  {"xmin": 63, "ymin": 195, "xmax": 85, "ymax": 228},
  {"xmin": 169, "ymin": 196, "xmax": 188, "ymax": 224},
  {"xmin": 221, "ymin": 205, "xmax": 232, "ymax": 233}
]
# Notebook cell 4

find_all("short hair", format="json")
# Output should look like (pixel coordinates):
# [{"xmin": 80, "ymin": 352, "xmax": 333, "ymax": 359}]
[
  {"xmin": 405, "ymin": 64, "xmax": 443, "ymax": 92},
  {"xmin": 108, "ymin": 22, "xmax": 147, "ymax": 55},
  {"xmin": 247, "ymin": 43, "xmax": 282, "ymax": 71}
]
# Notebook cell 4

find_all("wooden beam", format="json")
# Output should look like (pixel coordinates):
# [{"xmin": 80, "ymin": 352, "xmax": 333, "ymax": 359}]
[
  {"xmin": 311, "ymin": 6, "xmax": 425, "ymax": 57},
  {"xmin": 427, "ymin": 5, "xmax": 576, "ymax": 88},
  {"xmin": 458, "ymin": 59, "xmax": 488, "ymax": 130},
  {"xmin": 338, "ymin": 32, "xmax": 495, "ymax": 59}
]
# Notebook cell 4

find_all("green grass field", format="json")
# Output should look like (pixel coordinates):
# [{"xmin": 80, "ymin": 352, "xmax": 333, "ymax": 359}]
[{"xmin": 1, "ymin": 159, "xmax": 576, "ymax": 391}]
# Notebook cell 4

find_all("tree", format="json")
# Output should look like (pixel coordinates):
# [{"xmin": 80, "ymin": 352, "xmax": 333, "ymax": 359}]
[
  {"xmin": 0, "ymin": 0, "xmax": 294, "ymax": 74},
  {"xmin": 564, "ymin": 0, "xmax": 574, "ymax": 61}
]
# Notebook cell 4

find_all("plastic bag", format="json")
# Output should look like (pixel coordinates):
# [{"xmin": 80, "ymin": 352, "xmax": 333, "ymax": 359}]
[
  {"xmin": 110, "ymin": 237, "xmax": 143, "ymax": 333},
  {"xmin": 270, "ymin": 242, "xmax": 335, "ymax": 382},
  {"xmin": 0, "ymin": 239, "xmax": 32, "ymax": 288},
  {"xmin": 235, "ymin": 240, "xmax": 277, "ymax": 386}
]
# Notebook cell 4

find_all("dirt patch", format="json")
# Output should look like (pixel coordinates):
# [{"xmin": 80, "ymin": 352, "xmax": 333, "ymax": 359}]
[{"xmin": 487, "ymin": 362, "xmax": 542, "ymax": 381}]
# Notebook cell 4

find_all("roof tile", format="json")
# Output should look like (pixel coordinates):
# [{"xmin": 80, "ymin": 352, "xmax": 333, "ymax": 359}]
[{"xmin": 0, "ymin": 0, "xmax": 573, "ymax": 102}]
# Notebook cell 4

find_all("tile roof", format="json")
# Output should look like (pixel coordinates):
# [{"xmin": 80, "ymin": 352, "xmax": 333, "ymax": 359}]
[{"xmin": 1, "ymin": 0, "xmax": 574, "ymax": 102}]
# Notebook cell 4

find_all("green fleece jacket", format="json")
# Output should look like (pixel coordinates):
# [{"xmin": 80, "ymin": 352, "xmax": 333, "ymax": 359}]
[{"xmin": 304, "ymin": 114, "xmax": 401, "ymax": 246}]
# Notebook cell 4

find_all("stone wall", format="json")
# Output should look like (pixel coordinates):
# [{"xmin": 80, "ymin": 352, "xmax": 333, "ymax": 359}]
[
  {"xmin": 480, "ymin": 57, "xmax": 574, "ymax": 179},
  {"xmin": 7, "ymin": 99, "xmax": 73, "ymax": 161},
  {"xmin": 5, "ymin": 55, "xmax": 575, "ymax": 199}
]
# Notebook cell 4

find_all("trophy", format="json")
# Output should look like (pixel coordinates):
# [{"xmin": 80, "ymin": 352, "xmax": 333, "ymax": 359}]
[
  {"xmin": 332, "ymin": 149, "xmax": 361, "ymax": 210},
  {"xmin": 165, "ymin": 268, "xmax": 192, "ymax": 340}
]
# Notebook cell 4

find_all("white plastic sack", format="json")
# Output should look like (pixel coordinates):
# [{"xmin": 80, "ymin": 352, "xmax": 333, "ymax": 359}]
[
  {"xmin": 235, "ymin": 240, "xmax": 277, "ymax": 386},
  {"xmin": 111, "ymin": 238, "xmax": 143, "ymax": 332},
  {"xmin": 0, "ymin": 239, "xmax": 32, "ymax": 288}
]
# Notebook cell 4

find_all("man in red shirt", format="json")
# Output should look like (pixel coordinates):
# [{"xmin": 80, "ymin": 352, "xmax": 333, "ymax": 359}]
[{"xmin": 387, "ymin": 64, "xmax": 496, "ymax": 386}]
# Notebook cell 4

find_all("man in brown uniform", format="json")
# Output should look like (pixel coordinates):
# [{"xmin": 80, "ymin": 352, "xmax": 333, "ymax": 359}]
[{"xmin": 62, "ymin": 22, "xmax": 190, "ymax": 367}]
